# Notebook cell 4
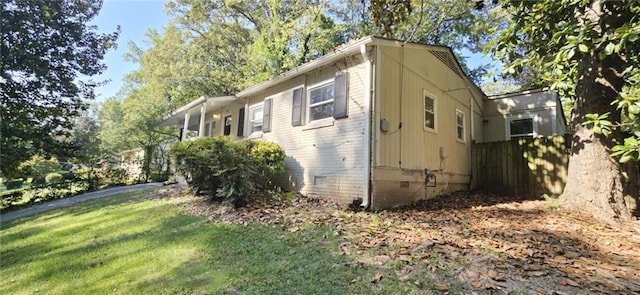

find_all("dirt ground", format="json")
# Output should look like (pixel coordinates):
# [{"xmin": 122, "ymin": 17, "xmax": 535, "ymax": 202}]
[{"xmin": 162, "ymin": 187, "xmax": 640, "ymax": 294}]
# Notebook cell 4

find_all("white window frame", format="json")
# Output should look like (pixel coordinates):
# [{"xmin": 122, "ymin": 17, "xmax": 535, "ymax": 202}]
[
  {"xmin": 506, "ymin": 114, "xmax": 538, "ymax": 139},
  {"xmin": 423, "ymin": 90, "xmax": 437, "ymax": 133},
  {"xmin": 306, "ymin": 79, "xmax": 335, "ymax": 123},
  {"xmin": 248, "ymin": 102, "xmax": 264, "ymax": 134},
  {"xmin": 455, "ymin": 109, "xmax": 465, "ymax": 143}
]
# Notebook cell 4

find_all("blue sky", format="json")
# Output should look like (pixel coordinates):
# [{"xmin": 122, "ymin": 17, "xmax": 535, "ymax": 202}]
[{"xmin": 91, "ymin": 0, "xmax": 170, "ymax": 102}]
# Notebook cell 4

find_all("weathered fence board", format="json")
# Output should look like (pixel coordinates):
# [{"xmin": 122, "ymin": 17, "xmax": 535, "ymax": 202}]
[{"xmin": 472, "ymin": 136, "xmax": 570, "ymax": 199}]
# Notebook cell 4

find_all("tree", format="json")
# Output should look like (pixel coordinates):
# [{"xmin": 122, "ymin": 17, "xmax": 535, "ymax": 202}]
[
  {"xmin": 0, "ymin": 0, "xmax": 119, "ymax": 177},
  {"xmin": 166, "ymin": 0, "xmax": 348, "ymax": 87},
  {"xmin": 67, "ymin": 107, "xmax": 101, "ymax": 166},
  {"xmin": 360, "ymin": 0, "xmax": 506, "ymax": 83},
  {"xmin": 98, "ymin": 98, "xmax": 128, "ymax": 154},
  {"xmin": 487, "ymin": 1, "xmax": 639, "ymax": 220}
]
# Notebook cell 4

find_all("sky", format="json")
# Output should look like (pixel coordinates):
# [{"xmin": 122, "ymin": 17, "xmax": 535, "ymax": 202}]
[{"xmin": 90, "ymin": 0, "xmax": 170, "ymax": 102}]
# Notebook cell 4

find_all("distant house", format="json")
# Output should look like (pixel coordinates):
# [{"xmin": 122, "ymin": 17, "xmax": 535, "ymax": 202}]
[
  {"xmin": 158, "ymin": 36, "xmax": 564, "ymax": 209},
  {"xmin": 482, "ymin": 88, "xmax": 567, "ymax": 142}
]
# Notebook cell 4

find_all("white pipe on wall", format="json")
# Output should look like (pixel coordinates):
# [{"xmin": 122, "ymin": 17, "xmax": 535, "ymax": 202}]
[{"xmin": 360, "ymin": 44, "xmax": 373, "ymax": 209}]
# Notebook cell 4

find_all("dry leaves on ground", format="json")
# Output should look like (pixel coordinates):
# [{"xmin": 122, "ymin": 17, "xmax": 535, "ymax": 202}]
[{"xmin": 164, "ymin": 187, "xmax": 640, "ymax": 294}]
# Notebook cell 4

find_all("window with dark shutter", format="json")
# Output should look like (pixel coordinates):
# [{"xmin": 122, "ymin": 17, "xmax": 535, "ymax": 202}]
[
  {"xmin": 263, "ymin": 99, "xmax": 272, "ymax": 132},
  {"xmin": 292, "ymin": 88, "xmax": 303, "ymax": 126},
  {"xmin": 237, "ymin": 107, "xmax": 245, "ymax": 137},
  {"xmin": 333, "ymin": 73, "xmax": 348, "ymax": 119}
]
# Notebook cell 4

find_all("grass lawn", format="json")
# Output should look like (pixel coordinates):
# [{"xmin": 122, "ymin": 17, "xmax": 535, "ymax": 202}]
[
  {"xmin": 3, "ymin": 188, "xmax": 639, "ymax": 294},
  {"xmin": 0, "ymin": 189, "xmax": 406, "ymax": 294}
]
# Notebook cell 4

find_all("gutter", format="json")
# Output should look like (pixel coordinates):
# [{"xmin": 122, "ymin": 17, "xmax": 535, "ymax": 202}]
[{"xmin": 360, "ymin": 44, "xmax": 373, "ymax": 209}]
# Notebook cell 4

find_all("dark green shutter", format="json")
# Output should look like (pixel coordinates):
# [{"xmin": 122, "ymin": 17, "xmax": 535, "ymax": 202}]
[
  {"xmin": 333, "ymin": 73, "xmax": 348, "ymax": 119},
  {"xmin": 263, "ymin": 99, "xmax": 272, "ymax": 132},
  {"xmin": 292, "ymin": 88, "xmax": 303, "ymax": 126},
  {"xmin": 237, "ymin": 107, "xmax": 245, "ymax": 137}
]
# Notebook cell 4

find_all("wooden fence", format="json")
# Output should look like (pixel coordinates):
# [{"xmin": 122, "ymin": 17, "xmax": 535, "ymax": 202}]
[{"xmin": 471, "ymin": 136, "xmax": 570, "ymax": 199}]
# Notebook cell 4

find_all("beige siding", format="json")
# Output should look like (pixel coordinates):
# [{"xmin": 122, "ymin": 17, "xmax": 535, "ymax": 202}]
[
  {"xmin": 239, "ymin": 54, "xmax": 368, "ymax": 205},
  {"xmin": 372, "ymin": 45, "xmax": 479, "ymax": 209},
  {"xmin": 483, "ymin": 90, "xmax": 563, "ymax": 142}
]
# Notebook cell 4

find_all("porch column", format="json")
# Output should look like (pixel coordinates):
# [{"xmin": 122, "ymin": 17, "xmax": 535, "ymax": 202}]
[
  {"xmin": 198, "ymin": 103, "xmax": 207, "ymax": 137},
  {"xmin": 182, "ymin": 112, "xmax": 190, "ymax": 141}
]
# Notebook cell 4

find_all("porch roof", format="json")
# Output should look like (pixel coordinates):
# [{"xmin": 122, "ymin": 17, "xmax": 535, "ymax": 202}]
[{"xmin": 156, "ymin": 95, "xmax": 238, "ymax": 127}]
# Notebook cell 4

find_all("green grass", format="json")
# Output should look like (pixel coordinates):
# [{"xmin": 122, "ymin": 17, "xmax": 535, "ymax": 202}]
[{"xmin": 0, "ymin": 189, "xmax": 423, "ymax": 294}]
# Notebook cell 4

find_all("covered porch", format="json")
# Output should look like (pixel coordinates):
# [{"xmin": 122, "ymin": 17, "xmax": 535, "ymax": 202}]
[{"xmin": 157, "ymin": 95, "xmax": 243, "ymax": 141}]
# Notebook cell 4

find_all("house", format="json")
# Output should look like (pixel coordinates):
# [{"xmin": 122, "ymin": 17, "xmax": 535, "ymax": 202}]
[
  {"xmin": 158, "ymin": 36, "xmax": 564, "ymax": 209},
  {"xmin": 482, "ymin": 88, "xmax": 567, "ymax": 142}
]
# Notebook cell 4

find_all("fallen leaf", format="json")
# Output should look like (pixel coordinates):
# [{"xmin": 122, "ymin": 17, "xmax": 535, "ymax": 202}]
[
  {"xmin": 398, "ymin": 275, "xmax": 410, "ymax": 282},
  {"xmin": 556, "ymin": 278, "xmax": 580, "ymax": 287},
  {"xmin": 398, "ymin": 255, "xmax": 412, "ymax": 263},
  {"xmin": 288, "ymin": 226, "xmax": 300, "ymax": 233},
  {"xmin": 528, "ymin": 270, "xmax": 547, "ymax": 277},
  {"xmin": 470, "ymin": 280, "xmax": 482, "ymax": 288},
  {"xmin": 371, "ymin": 272, "xmax": 383, "ymax": 283},
  {"xmin": 433, "ymin": 283, "xmax": 449, "ymax": 292}
]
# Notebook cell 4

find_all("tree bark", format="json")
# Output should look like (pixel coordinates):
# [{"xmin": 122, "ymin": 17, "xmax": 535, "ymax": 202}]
[{"xmin": 559, "ymin": 49, "xmax": 637, "ymax": 221}]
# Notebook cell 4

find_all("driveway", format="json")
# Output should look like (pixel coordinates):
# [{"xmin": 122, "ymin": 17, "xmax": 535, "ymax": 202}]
[{"xmin": 0, "ymin": 182, "xmax": 164, "ymax": 222}]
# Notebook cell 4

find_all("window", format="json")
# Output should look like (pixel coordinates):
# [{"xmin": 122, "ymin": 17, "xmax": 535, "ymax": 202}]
[
  {"xmin": 223, "ymin": 115, "xmax": 232, "ymax": 136},
  {"xmin": 248, "ymin": 103, "xmax": 264, "ymax": 134},
  {"xmin": 424, "ymin": 91, "xmax": 437, "ymax": 131},
  {"xmin": 456, "ymin": 110, "xmax": 465, "ymax": 142},
  {"xmin": 508, "ymin": 115, "xmax": 537, "ymax": 139},
  {"xmin": 307, "ymin": 82, "xmax": 335, "ymax": 122}
]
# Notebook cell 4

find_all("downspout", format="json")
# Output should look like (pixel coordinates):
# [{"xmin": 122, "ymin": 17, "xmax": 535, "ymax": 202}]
[
  {"xmin": 469, "ymin": 95, "xmax": 474, "ymax": 190},
  {"xmin": 360, "ymin": 44, "xmax": 373, "ymax": 209}
]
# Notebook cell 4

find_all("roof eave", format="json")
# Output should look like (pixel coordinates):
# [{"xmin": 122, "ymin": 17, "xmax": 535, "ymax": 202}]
[{"xmin": 236, "ymin": 36, "xmax": 375, "ymax": 98}]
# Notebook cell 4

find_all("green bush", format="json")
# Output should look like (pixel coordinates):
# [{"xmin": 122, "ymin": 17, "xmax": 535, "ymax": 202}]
[
  {"xmin": 170, "ymin": 136, "xmax": 286, "ymax": 208},
  {"xmin": 104, "ymin": 167, "xmax": 127, "ymax": 186},
  {"xmin": 5, "ymin": 179, "xmax": 24, "ymax": 190},
  {"xmin": 17, "ymin": 155, "xmax": 62, "ymax": 178},
  {"xmin": 1, "ymin": 190, "xmax": 24, "ymax": 209},
  {"xmin": 74, "ymin": 168, "xmax": 104, "ymax": 190},
  {"xmin": 31, "ymin": 174, "xmax": 47, "ymax": 186},
  {"xmin": 247, "ymin": 140, "xmax": 286, "ymax": 188},
  {"xmin": 45, "ymin": 172, "xmax": 63, "ymax": 184}
]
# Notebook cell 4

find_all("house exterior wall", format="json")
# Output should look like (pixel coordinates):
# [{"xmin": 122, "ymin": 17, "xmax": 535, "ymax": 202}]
[
  {"xmin": 240, "ymin": 54, "xmax": 369, "ymax": 205},
  {"xmin": 483, "ymin": 90, "xmax": 565, "ymax": 142},
  {"xmin": 371, "ymin": 45, "xmax": 479, "ymax": 209}
]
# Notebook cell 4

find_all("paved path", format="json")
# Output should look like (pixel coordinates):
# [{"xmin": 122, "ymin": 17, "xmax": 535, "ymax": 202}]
[{"xmin": 0, "ymin": 182, "xmax": 164, "ymax": 222}]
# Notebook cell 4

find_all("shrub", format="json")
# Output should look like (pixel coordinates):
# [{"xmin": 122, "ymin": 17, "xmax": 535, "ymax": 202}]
[
  {"xmin": 74, "ymin": 168, "xmax": 104, "ymax": 190},
  {"xmin": 247, "ymin": 140, "xmax": 286, "ymax": 188},
  {"xmin": 17, "ymin": 155, "xmax": 62, "ymax": 178},
  {"xmin": 5, "ymin": 179, "xmax": 24, "ymax": 190},
  {"xmin": 170, "ymin": 137, "xmax": 286, "ymax": 207},
  {"xmin": 1, "ymin": 190, "xmax": 24, "ymax": 209},
  {"xmin": 31, "ymin": 175, "xmax": 47, "ymax": 186},
  {"xmin": 45, "ymin": 173, "xmax": 63, "ymax": 184},
  {"xmin": 104, "ymin": 167, "xmax": 127, "ymax": 186}
]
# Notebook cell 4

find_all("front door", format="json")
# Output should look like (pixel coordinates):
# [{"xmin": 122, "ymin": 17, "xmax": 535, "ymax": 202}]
[{"xmin": 223, "ymin": 115, "xmax": 232, "ymax": 136}]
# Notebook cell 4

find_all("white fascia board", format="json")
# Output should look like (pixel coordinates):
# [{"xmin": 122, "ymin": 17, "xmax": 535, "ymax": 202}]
[{"xmin": 235, "ymin": 36, "xmax": 375, "ymax": 98}]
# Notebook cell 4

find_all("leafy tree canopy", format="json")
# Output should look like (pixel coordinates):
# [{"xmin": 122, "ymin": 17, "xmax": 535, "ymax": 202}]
[
  {"xmin": 487, "ymin": 0, "xmax": 639, "ymax": 220},
  {"xmin": 0, "ymin": 0, "xmax": 119, "ymax": 177}
]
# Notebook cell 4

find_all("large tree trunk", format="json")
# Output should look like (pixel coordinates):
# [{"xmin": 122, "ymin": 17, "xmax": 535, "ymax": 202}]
[{"xmin": 559, "ymin": 46, "xmax": 638, "ymax": 221}]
